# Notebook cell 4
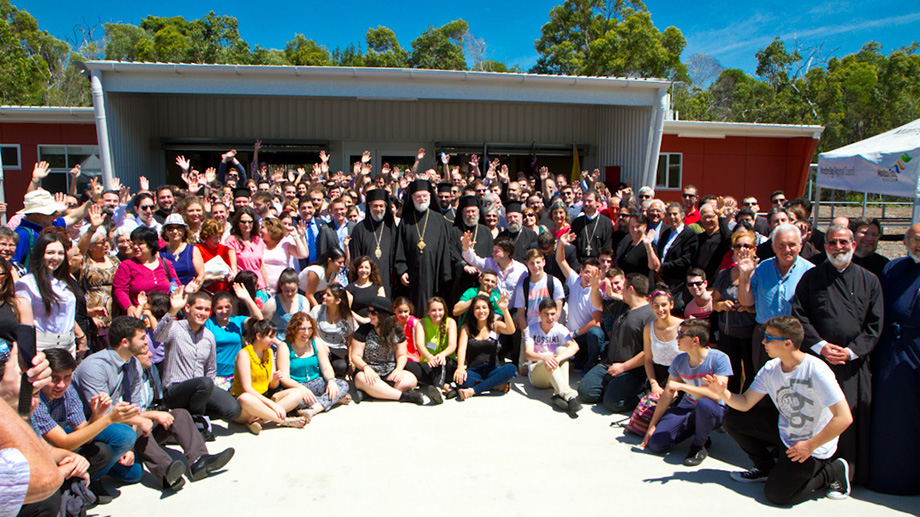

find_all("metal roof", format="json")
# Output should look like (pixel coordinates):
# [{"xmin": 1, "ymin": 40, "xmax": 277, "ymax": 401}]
[
  {"xmin": 0, "ymin": 106, "xmax": 94, "ymax": 123},
  {"xmin": 80, "ymin": 61, "xmax": 670, "ymax": 107},
  {"xmin": 664, "ymin": 119, "xmax": 824, "ymax": 139}
]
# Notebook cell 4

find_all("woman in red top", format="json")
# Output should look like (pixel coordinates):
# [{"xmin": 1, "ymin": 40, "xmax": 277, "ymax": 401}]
[{"xmin": 197, "ymin": 218, "xmax": 237, "ymax": 294}]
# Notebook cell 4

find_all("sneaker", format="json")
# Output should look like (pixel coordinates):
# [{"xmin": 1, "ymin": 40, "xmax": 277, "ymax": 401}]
[
  {"xmin": 88, "ymin": 480, "xmax": 113, "ymax": 505},
  {"xmin": 426, "ymin": 385, "xmax": 444, "ymax": 405},
  {"xmin": 730, "ymin": 467, "xmax": 769, "ymax": 483},
  {"xmin": 826, "ymin": 458, "xmax": 850, "ymax": 501},
  {"xmin": 550, "ymin": 394, "xmax": 568, "ymax": 411},
  {"xmin": 566, "ymin": 397, "xmax": 583, "ymax": 418},
  {"xmin": 401, "ymin": 389, "xmax": 425, "ymax": 405},
  {"xmin": 683, "ymin": 444, "xmax": 708, "ymax": 466}
]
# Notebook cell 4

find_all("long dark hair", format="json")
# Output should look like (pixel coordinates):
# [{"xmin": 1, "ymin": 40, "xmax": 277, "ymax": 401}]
[
  {"xmin": 374, "ymin": 313, "xmax": 403, "ymax": 351},
  {"xmin": 229, "ymin": 207, "xmax": 260, "ymax": 241},
  {"xmin": 464, "ymin": 294, "xmax": 495, "ymax": 336},
  {"xmin": 311, "ymin": 246, "xmax": 346, "ymax": 272},
  {"xmin": 29, "ymin": 233, "xmax": 79, "ymax": 314},
  {"xmin": 0, "ymin": 259, "xmax": 20, "ymax": 322},
  {"xmin": 323, "ymin": 284, "xmax": 351, "ymax": 321}
]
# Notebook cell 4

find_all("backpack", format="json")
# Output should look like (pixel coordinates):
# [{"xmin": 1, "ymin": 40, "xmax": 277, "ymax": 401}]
[{"xmin": 521, "ymin": 272, "xmax": 556, "ymax": 312}]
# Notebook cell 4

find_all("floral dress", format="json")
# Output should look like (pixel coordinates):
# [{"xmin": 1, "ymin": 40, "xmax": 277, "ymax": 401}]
[{"xmin": 81, "ymin": 256, "xmax": 121, "ymax": 327}]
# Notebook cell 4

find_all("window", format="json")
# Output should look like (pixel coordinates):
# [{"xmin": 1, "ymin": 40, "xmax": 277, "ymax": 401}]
[
  {"xmin": 656, "ymin": 153, "xmax": 682, "ymax": 190},
  {"xmin": 36, "ymin": 145, "xmax": 101, "ymax": 194},
  {"xmin": 0, "ymin": 145, "xmax": 20, "ymax": 170}
]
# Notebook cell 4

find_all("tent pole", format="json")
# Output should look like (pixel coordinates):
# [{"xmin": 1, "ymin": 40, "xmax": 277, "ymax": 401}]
[{"xmin": 913, "ymin": 198, "xmax": 920, "ymax": 225}]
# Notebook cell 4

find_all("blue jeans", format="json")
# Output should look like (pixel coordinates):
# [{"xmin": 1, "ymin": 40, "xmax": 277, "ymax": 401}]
[
  {"xmin": 574, "ymin": 328, "xmax": 606, "ymax": 372},
  {"xmin": 577, "ymin": 365, "xmax": 646, "ymax": 413},
  {"xmin": 462, "ymin": 363, "xmax": 517, "ymax": 395},
  {"xmin": 92, "ymin": 423, "xmax": 138, "ymax": 482},
  {"xmin": 647, "ymin": 398, "xmax": 726, "ymax": 453}
]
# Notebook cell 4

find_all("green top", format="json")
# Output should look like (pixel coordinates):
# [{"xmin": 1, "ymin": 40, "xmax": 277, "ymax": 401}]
[
  {"xmin": 457, "ymin": 287, "xmax": 501, "ymax": 326},
  {"xmin": 421, "ymin": 316, "xmax": 457, "ymax": 361}
]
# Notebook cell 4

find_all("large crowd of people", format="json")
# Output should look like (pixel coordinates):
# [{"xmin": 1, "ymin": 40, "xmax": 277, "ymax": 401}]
[{"xmin": 2, "ymin": 146, "xmax": 919, "ymax": 516}]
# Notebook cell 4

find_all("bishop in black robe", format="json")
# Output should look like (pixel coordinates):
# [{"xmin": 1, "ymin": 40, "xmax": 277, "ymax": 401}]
[
  {"xmin": 498, "ymin": 201, "xmax": 538, "ymax": 263},
  {"xmin": 350, "ymin": 189, "xmax": 396, "ymax": 297},
  {"xmin": 450, "ymin": 196, "xmax": 493, "ymax": 305},
  {"xmin": 792, "ymin": 256, "xmax": 883, "ymax": 486},
  {"xmin": 395, "ymin": 180, "xmax": 453, "ymax": 315}
]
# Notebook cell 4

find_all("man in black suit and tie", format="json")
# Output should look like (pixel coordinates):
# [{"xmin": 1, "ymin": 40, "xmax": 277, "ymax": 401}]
[{"xmin": 656, "ymin": 202, "xmax": 698, "ymax": 312}]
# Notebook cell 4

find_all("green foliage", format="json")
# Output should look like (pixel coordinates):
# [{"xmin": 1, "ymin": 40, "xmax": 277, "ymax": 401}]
[
  {"xmin": 364, "ymin": 26, "xmax": 409, "ymax": 68},
  {"xmin": 285, "ymin": 34, "xmax": 331, "ymax": 66},
  {"xmin": 103, "ymin": 12, "xmax": 252, "ymax": 64},
  {"xmin": 532, "ymin": 0, "xmax": 685, "ymax": 79},
  {"xmin": 409, "ymin": 20, "xmax": 468, "ymax": 70}
]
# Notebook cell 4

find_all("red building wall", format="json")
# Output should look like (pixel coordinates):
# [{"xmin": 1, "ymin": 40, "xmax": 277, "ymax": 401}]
[
  {"xmin": 0, "ymin": 122, "xmax": 98, "ymax": 213},
  {"xmin": 657, "ymin": 134, "xmax": 819, "ymax": 207}
]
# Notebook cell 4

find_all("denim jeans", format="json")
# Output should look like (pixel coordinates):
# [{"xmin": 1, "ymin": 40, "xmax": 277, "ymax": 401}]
[
  {"xmin": 92, "ymin": 423, "xmax": 137, "ymax": 482},
  {"xmin": 577, "ymin": 365, "xmax": 646, "ymax": 413},
  {"xmin": 574, "ymin": 327, "xmax": 606, "ymax": 372},
  {"xmin": 462, "ymin": 363, "xmax": 517, "ymax": 395}
]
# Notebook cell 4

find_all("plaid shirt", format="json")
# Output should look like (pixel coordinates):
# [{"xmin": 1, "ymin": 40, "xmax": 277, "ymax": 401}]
[{"xmin": 30, "ymin": 385, "xmax": 86, "ymax": 437}]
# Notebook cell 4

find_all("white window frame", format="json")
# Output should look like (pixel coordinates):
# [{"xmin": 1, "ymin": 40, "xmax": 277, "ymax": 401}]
[
  {"xmin": 36, "ymin": 144, "xmax": 101, "ymax": 191},
  {"xmin": 656, "ymin": 153, "xmax": 683, "ymax": 190},
  {"xmin": 0, "ymin": 144, "xmax": 21, "ymax": 170}
]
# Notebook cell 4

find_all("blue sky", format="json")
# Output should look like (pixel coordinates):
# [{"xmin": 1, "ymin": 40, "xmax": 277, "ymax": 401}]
[{"xmin": 15, "ymin": 0, "xmax": 920, "ymax": 76}]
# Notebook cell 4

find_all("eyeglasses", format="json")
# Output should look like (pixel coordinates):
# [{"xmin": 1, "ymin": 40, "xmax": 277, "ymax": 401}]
[
  {"xmin": 772, "ymin": 198, "xmax": 787, "ymax": 204},
  {"xmin": 763, "ymin": 333, "xmax": 787, "ymax": 342},
  {"xmin": 686, "ymin": 280, "xmax": 704, "ymax": 287},
  {"xmin": 638, "ymin": 194, "xmax": 651, "ymax": 199},
  {"xmin": 239, "ymin": 220, "xmax": 254, "ymax": 225},
  {"xmin": 139, "ymin": 205, "xmax": 154, "ymax": 211},
  {"xmin": 682, "ymin": 193, "xmax": 697, "ymax": 198},
  {"xmin": 618, "ymin": 213, "xmax": 630, "ymax": 218},
  {"xmin": 676, "ymin": 330, "xmax": 691, "ymax": 339},
  {"xmin": 742, "ymin": 202, "xmax": 757, "ymax": 207},
  {"xmin": 524, "ymin": 213, "xmax": 536, "ymax": 218},
  {"xmin": 733, "ymin": 243, "xmax": 755, "ymax": 250},
  {"xmin": 826, "ymin": 239, "xmax": 852, "ymax": 247}
]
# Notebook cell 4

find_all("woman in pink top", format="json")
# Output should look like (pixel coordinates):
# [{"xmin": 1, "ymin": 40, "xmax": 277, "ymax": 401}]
[
  {"xmin": 113, "ymin": 226, "xmax": 181, "ymax": 318},
  {"xmin": 225, "ymin": 207, "xmax": 267, "ymax": 290}
]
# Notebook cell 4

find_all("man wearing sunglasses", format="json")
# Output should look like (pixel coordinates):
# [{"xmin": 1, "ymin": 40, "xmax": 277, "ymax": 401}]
[
  {"xmin": 128, "ymin": 192, "xmax": 162, "ymax": 235},
  {"xmin": 681, "ymin": 185, "xmax": 700, "ymax": 226},
  {"xmin": 791, "ymin": 224, "xmax": 882, "ymax": 487}
]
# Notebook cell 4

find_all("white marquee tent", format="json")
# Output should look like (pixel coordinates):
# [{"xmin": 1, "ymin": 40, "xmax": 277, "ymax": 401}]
[{"xmin": 817, "ymin": 117, "xmax": 920, "ymax": 224}]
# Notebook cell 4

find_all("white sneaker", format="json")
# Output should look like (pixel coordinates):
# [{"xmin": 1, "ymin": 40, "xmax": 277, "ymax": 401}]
[{"xmin": 826, "ymin": 458, "xmax": 850, "ymax": 500}]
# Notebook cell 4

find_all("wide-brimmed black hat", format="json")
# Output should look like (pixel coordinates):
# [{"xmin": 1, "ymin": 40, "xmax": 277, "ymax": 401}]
[{"xmin": 367, "ymin": 296, "xmax": 394, "ymax": 316}]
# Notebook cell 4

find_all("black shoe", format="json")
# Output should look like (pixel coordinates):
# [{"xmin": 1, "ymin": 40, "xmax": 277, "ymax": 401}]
[
  {"xmin": 353, "ymin": 389, "xmax": 365, "ymax": 404},
  {"xmin": 731, "ymin": 467, "xmax": 769, "ymax": 483},
  {"xmin": 566, "ymin": 397, "xmax": 583, "ymax": 418},
  {"xmin": 199, "ymin": 429, "xmax": 216, "ymax": 442},
  {"xmin": 826, "ymin": 458, "xmax": 850, "ymax": 500},
  {"xmin": 162, "ymin": 459, "xmax": 186, "ymax": 490},
  {"xmin": 400, "ymin": 389, "xmax": 425, "ymax": 405},
  {"xmin": 445, "ymin": 388, "xmax": 459, "ymax": 400},
  {"xmin": 188, "ymin": 448, "xmax": 235, "ymax": 482},
  {"xmin": 88, "ymin": 480, "xmax": 113, "ymax": 505},
  {"xmin": 683, "ymin": 444, "xmax": 709, "ymax": 466},
  {"xmin": 426, "ymin": 385, "xmax": 444, "ymax": 405}
]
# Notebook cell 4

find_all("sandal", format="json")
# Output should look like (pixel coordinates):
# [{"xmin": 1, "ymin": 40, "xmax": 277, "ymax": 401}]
[
  {"xmin": 339, "ymin": 394, "xmax": 352, "ymax": 405},
  {"xmin": 281, "ymin": 416, "xmax": 307, "ymax": 428},
  {"xmin": 246, "ymin": 420, "xmax": 262, "ymax": 435},
  {"xmin": 295, "ymin": 410, "xmax": 314, "ymax": 424},
  {"xmin": 458, "ymin": 388, "xmax": 474, "ymax": 402}
]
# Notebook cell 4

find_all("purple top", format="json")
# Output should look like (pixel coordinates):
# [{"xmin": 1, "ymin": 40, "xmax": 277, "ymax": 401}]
[{"xmin": 113, "ymin": 256, "xmax": 179, "ymax": 311}]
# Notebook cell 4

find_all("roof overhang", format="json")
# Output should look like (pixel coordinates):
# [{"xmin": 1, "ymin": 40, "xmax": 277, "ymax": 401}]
[
  {"xmin": 80, "ymin": 61, "xmax": 671, "ymax": 107},
  {"xmin": 664, "ymin": 120, "xmax": 824, "ymax": 139},
  {"xmin": 0, "ymin": 106, "xmax": 94, "ymax": 124}
]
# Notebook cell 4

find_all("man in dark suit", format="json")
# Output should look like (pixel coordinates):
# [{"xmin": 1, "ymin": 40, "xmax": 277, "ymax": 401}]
[
  {"xmin": 656, "ymin": 202, "xmax": 698, "ymax": 312},
  {"xmin": 323, "ymin": 196, "xmax": 356, "ymax": 256}
]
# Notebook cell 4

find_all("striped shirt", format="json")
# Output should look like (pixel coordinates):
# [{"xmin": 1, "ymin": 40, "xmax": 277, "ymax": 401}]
[{"xmin": 155, "ymin": 315, "xmax": 217, "ymax": 388}]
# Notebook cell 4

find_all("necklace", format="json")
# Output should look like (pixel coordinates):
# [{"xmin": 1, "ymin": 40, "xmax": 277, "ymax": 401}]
[
  {"xmin": 415, "ymin": 210, "xmax": 431, "ymax": 253},
  {"xmin": 371, "ymin": 221, "xmax": 385, "ymax": 259},
  {"xmin": 584, "ymin": 214, "xmax": 600, "ymax": 255}
]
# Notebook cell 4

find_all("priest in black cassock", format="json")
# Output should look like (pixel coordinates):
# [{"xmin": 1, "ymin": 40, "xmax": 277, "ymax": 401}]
[
  {"xmin": 450, "ymin": 195, "xmax": 494, "ymax": 304},
  {"xmin": 437, "ymin": 182, "xmax": 457, "ymax": 224},
  {"xmin": 349, "ymin": 188, "xmax": 396, "ymax": 297},
  {"xmin": 570, "ymin": 190, "xmax": 614, "ymax": 264},
  {"xmin": 791, "ymin": 224, "xmax": 883, "ymax": 486},
  {"xmin": 395, "ymin": 179, "xmax": 453, "ymax": 315},
  {"xmin": 498, "ymin": 201, "xmax": 538, "ymax": 263}
]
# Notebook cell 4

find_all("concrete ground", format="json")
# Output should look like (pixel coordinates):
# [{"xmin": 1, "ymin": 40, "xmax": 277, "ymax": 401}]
[{"xmin": 95, "ymin": 378, "xmax": 917, "ymax": 517}]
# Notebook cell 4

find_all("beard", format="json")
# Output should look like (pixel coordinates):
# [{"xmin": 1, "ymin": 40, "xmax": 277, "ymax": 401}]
[
  {"xmin": 413, "ymin": 200, "xmax": 430, "ymax": 213},
  {"xmin": 910, "ymin": 250, "xmax": 920, "ymax": 263},
  {"xmin": 463, "ymin": 215, "xmax": 478, "ymax": 227},
  {"xmin": 827, "ymin": 249, "xmax": 854, "ymax": 269},
  {"xmin": 507, "ymin": 221, "xmax": 522, "ymax": 233},
  {"xmin": 370, "ymin": 211, "xmax": 384, "ymax": 222}
]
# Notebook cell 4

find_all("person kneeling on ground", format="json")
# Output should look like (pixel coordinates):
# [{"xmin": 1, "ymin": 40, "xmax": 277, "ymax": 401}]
[
  {"xmin": 640, "ymin": 319, "xmax": 732, "ymax": 466},
  {"xmin": 275, "ymin": 312, "xmax": 351, "ymax": 423},
  {"xmin": 705, "ymin": 315, "xmax": 853, "ymax": 505},
  {"xmin": 350, "ymin": 296, "xmax": 426, "ymax": 405},
  {"xmin": 231, "ymin": 319, "xmax": 309, "ymax": 433},
  {"xmin": 523, "ymin": 298, "xmax": 582, "ymax": 417}
]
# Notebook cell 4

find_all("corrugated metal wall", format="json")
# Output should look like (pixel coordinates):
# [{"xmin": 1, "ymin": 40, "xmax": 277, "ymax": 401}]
[
  {"xmin": 595, "ymin": 106, "xmax": 652, "ymax": 187},
  {"xmin": 104, "ymin": 93, "xmax": 654, "ymax": 188}
]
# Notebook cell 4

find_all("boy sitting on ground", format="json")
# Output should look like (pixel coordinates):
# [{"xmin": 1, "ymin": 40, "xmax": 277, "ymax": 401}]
[
  {"xmin": 639, "ymin": 319, "xmax": 732, "ymax": 466},
  {"xmin": 523, "ymin": 299, "xmax": 582, "ymax": 418},
  {"xmin": 704, "ymin": 315, "xmax": 853, "ymax": 505}
]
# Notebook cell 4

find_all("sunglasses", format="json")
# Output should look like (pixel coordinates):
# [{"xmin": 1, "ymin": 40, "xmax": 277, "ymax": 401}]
[
  {"xmin": 733, "ymin": 243, "xmax": 755, "ymax": 250},
  {"xmin": 676, "ymin": 330, "xmax": 692, "ymax": 339},
  {"xmin": 763, "ymin": 333, "xmax": 787, "ymax": 342},
  {"xmin": 686, "ymin": 280, "xmax": 704, "ymax": 287},
  {"xmin": 772, "ymin": 198, "xmax": 786, "ymax": 204},
  {"xmin": 742, "ymin": 201, "xmax": 757, "ymax": 207},
  {"xmin": 367, "ymin": 309, "xmax": 377, "ymax": 315},
  {"xmin": 139, "ymin": 205, "xmax": 154, "ymax": 211},
  {"xmin": 682, "ymin": 193, "xmax": 697, "ymax": 198},
  {"xmin": 239, "ymin": 220, "xmax": 254, "ymax": 225},
  {"xmin": 638, "ymin": 194, "xmax": 651, "ymax": 199}
]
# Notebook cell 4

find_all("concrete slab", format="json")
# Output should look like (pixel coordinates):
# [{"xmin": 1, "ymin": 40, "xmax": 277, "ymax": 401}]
[{"xmin": 95, "ymin": 379, "xmax": 917, "ymax": 516}]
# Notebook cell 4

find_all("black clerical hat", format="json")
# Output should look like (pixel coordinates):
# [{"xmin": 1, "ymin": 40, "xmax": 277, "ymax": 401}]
[
  {"xmin": 406, "ymin": 179, "xmax": 431, "ymax": 197},
  {"xmin": 456, "ymin": 195, "xmax": 480, "ymax": 211},
  {"xmin": 365, "ymin": 189, "xmax": 388, "ymax": 203},
  {"xmin": 505, "ymin": 201, "xmax": 523, "ymax": 214}
]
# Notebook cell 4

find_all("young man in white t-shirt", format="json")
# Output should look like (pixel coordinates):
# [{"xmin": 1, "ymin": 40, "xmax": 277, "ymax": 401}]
[
  {"xmin": 704, "ymin": 315, "xmax": 853, "ymax": 505},
  {"xmin": 523, "ymin": 299, "xmax": 581, "ymax": 418},
  {"xmin": 557, "ymin": 230, "xmax": 604, "ymax": 371},
  {"xmin": 512, "ymin": 249, "xmax": 565, "ymax": 374}
]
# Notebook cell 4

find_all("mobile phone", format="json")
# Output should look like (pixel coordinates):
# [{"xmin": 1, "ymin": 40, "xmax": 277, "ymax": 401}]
[{"xmin": 16, "ymin": 325, "xmax": 37, "ymax": 416}]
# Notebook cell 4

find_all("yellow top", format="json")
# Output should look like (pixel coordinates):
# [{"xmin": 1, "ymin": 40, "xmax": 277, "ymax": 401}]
[{"xmin": 231, "ymin": 345, "xmax": 274, "ymax": 397}]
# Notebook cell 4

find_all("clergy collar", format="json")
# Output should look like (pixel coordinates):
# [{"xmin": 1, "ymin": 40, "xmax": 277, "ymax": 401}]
[{"xmin": 584, "ymin": 210, "xmax": 599, "ymax": 221}]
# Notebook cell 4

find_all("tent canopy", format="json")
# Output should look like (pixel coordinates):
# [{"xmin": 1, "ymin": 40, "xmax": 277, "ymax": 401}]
[{"xmin": 817, "ymin": 118, "xmax": 920, "ymax": 199}]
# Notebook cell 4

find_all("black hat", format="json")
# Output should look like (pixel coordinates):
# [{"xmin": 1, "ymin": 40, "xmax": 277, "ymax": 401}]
[
  {"xmin": 406, "ymin": 179, "xmax": 431, "ymax": 197},
  {"xmin": 456, "ymin": 195, "xmax": 480, "ymax": 212},
  {"xmin": 233, "ymin": 187, "xmax": 251, "ymax": 199},
  {"xmin": 505, "ymin": 201, "xmax": 524, "ymax": 214},
  {"xmin": 367, "ymin": 296, "xmax": 394, "ymax": 316},
  {"xmin": 436, "ymin": 182, "xmax": 452, "ymax": 194},
  {"xmin": 365, "ymin": 189, "xmax": 388, "ymax": 203}
]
